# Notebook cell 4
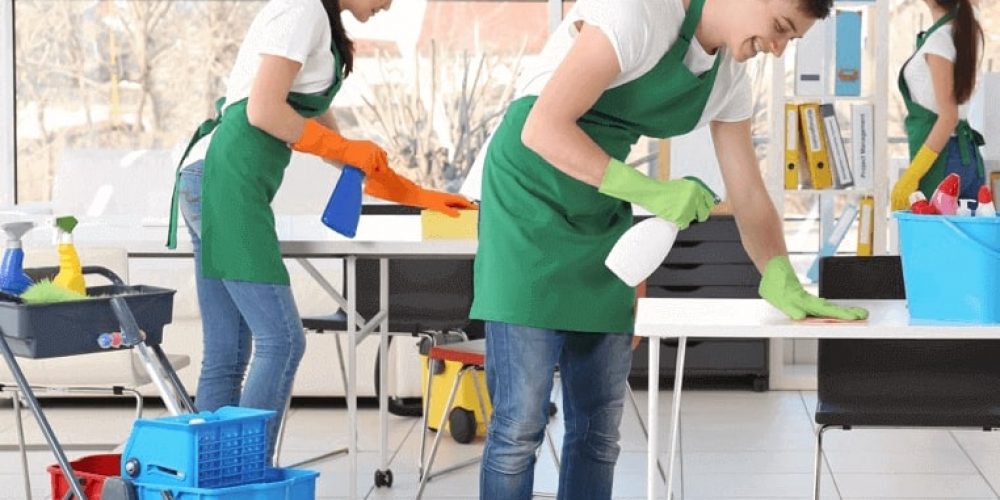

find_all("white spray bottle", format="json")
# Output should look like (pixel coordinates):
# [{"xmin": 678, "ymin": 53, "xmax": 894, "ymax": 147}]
[{"xmin": 605, "ymin": 177, "xmax": 719, "ymax": 287}]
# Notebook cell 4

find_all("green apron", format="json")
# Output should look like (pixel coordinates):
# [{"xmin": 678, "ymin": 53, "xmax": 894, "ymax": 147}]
[
  {"xmin": 470, "ymin": 0, "xmax": 722, "ymax": 334},
  {"xmin": 899, "ymin": 10, "xmax": 985, "ymax": 197},
  {"xmin": 166, "ymin": 49, "xmax": 343, "ymax": 285}
]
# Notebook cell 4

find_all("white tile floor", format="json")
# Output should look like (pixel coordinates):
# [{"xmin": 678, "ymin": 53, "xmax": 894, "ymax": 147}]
[{"xmin": 3, "ymin": 390, "xmax": 1000, "ymax": 499}]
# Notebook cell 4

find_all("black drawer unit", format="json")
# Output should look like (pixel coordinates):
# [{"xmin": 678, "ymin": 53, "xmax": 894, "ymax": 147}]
[{"xmin": 630, "ymin": 215, "xmax": 769, "ymax": 392}]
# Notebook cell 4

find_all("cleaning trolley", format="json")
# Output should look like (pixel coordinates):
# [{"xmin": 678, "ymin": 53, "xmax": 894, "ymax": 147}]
[{"xmin": 0, "ymin": 265, "xmax": 192, "ymax": 499}]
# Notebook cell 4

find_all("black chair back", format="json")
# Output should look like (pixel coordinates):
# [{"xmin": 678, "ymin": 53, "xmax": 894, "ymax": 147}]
[{"xmin": 816, "ymin": 256, "xmax": 1000, "ymax": 427}]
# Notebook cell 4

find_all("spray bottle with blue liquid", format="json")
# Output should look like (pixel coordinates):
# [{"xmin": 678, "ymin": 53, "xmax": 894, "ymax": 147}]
[
  {"xmin": 0, "ymin": 221, "xmax": 36, "ymax": 295},
  {"xmin": 321, "ymin": 165, "xmax": 364, "ymax": 238}
]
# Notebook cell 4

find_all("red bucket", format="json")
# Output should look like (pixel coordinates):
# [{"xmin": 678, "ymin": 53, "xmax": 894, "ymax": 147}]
[{"xmin": 48, "ymin": 453, "xmax": 121, "ymax": 500}]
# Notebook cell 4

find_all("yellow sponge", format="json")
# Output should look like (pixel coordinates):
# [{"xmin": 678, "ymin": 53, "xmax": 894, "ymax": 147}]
[{"xmin": 421, "ymin": 209, "xmax": 478, "ymax": 240}]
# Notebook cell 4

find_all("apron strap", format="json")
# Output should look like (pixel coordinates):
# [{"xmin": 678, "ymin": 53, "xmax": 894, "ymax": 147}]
[
  {"xmin": 165, "ymin": 98, "xmax": 225, "ymax": 249},
  {"xmin": 956, "ymin": 120, "xmax": 986, "ymax": 166}
]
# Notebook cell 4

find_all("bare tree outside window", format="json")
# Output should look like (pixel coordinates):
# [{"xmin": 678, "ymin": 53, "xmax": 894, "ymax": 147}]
[{"xmin": 12, "ymin": 0, "xmax": 998, "ymax": 203}]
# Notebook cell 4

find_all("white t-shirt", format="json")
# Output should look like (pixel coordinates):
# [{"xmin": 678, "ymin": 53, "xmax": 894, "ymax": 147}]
[
  {"xmin": 902, "ymin": 25, "xmax": 972, "ymax": 120},
  {"xmin": 184, "ymin": 0, "xmax": 336, "ymax": 165},
  {"xmin": 518, "ymin": 0, "xmax": 751, "ymax": 123},
  {"xmin": 461, "ymin": 0, "xmax": 752, "ymax": 199}
]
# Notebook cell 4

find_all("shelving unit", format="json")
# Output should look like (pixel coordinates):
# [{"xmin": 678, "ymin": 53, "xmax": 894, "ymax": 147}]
[{"xmin": 765, "ymin": 0, "xmax": 891, "ymax": 390}]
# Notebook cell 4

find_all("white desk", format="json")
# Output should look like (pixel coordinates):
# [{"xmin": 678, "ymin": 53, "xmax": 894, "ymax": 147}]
[
  {"xmin": 20, "ymin": 215, "xmax": 477, "ymax": 500},
  {"xmin": 634, "ymin": 298, "xmax": 1000, "ymax": 500}
]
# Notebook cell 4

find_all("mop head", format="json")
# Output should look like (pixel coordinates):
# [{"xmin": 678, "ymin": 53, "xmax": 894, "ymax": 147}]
[{"xmin": 20, "ymin": 280, "xmax": 88, "ymax": 304}]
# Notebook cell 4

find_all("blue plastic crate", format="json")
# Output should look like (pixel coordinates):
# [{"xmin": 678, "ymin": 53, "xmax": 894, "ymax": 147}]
[
  {"xmin": 122, "ymin": 407, "xmax": 275, "ymax": 489},
  {"xmin": 895, "ymin": 212, "xmax": 1000, "ymax": 324},
  {"xmin": 134, "ymin": 467, "xmax": 317, "ymax": 500}
]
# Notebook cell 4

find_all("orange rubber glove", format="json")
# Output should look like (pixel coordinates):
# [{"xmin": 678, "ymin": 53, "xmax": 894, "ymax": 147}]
[
  {"xmin": 291, "ymin": 119, "xmax": 389, "ymax": 177},
  {"xmin": 364, "ymin": 169, "xmax": 477, "ymax": 217}
]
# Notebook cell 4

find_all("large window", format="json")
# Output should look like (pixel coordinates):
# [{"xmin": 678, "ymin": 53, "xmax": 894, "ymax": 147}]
[{"xmin": 12, "ymin": 0, "xmax": 553, "ymax": 203}]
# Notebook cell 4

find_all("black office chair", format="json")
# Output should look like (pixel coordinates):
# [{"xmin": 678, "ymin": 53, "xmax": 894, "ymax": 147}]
[{"xmin": 813, "ymin": 256, "xmax": 1000, "ymax": 499}]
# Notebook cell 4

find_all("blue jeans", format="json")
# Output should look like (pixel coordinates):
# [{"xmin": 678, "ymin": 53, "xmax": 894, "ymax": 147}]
[
  {"xmin": 178, "ymin": 160, "xmax": 306, "ymax": 459},
  {"xmin": 480, "ymin": 321, "xmax": 633, "ymax": 500}
]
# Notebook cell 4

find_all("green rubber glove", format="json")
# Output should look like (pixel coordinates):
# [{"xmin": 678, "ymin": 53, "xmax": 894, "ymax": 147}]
[
  {"xmin": 758, "ymin": 256, "xmax": 869, "ymax": 320},
  {"xmin": 599, "ymin": 159, "xmax": 719, "ymax": 230}
]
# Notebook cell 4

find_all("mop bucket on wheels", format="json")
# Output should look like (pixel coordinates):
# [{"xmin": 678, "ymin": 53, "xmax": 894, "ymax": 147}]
[
  {"xmin": 895, "ymin": 212, "xmax": 1000, "ymax": 323},
  {"xmin": 48, "ymin": 454, "xmax": 122, "ymax": 500},
  {"xmin": 116, "ymin": 407, "xmax": 318, "ymax": 500},
  {"xmin": 129, "ymin": 468, "xmax": 318, "ymax": 500},
  {"xmin": 120, "ymin": 407, "xmax": 275, "ymax": 489}
]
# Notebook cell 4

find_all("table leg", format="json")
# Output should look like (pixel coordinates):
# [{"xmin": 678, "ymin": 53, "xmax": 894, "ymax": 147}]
[
  {"xmin": 347, "ymin": 256, "xmax": 359, "ymax": 500},
  {"xmin": 377, "ymin": 257, "xmax": 391, "ymax": 487},
  {"xmin": 0, "ymin": 335, "xmax": 87, "ymax": 500},
  {"xmin": 647, "ymin": 337, "xmax": 660, "ymax": 500},
  {"xmin": 666, "ymin": 336, "xmax": 687, "ymax": 500}
]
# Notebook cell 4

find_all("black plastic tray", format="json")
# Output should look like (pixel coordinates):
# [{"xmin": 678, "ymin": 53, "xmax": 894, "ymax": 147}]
[{"xmin": 0, "ymin": 267, "xmax": 175, "ymax": 359}]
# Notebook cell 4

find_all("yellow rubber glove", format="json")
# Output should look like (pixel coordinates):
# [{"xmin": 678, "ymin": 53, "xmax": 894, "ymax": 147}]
[{"xmin": 890, "ymin": 145, "xmax": 939, "ymax": 211}]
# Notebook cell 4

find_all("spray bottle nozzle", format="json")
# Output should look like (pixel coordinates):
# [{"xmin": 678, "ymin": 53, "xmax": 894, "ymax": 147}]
[
  {"xmin": 682, "ymin": 176, "xmax": 721, "ymax": 205},
  {"xmin": 1, "ymin": 221, "xmax": 36, "ymax": 295},
  {"xmin": 2, "ymin": 222, "xmax": 35, "ymax": 247},
  {"xmin": 55, "ymin": 216, "xmax": 78, "ymax": 234}
]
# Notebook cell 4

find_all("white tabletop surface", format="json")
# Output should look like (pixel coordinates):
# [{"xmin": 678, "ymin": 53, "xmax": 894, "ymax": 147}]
[
  {"xmin": 635, "ymin": 298, "xmax": 1000, "ymax": 339},
  {"xmin": 14, "ymin": 214, "xmax": 477, "ymax": 258}
]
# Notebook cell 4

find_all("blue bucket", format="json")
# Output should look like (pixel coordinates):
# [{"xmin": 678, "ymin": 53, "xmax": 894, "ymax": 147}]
[{"xmin": 895, "ymin": 211, "xmax": 1000, "ymax": 324}]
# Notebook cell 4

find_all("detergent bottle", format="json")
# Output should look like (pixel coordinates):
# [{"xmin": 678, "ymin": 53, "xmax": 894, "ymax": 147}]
[
  {"xmin": 929, "ymin": 173, "xmax": 960, "ymax": 215},
  {"xmin": 52, "ymin": 216, "xmax": 86, "ymax": 295},
  {"xmin": 908, "ymin": 191, "xmax": 939, "ymax": 215},
  {"xmin": 0, "ymin": 221, "xmax": 35, "ymax": 295}
]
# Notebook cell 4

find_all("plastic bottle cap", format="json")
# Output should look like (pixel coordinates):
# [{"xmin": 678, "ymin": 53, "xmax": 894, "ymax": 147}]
[
  {"xmin": 978, "ymin": 185, "xmax": 993, "ymax": 204},
  {"xmin": 908, "ymin": 191, "xmax": 927, "ymax": 205},
  {"xmin": 937, "ymin": 173, "xmax": 960, "ymax": 196}
]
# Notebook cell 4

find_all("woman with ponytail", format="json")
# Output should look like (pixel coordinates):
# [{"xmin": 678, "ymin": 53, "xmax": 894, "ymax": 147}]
[
  {"xmin": 890, "ymin": 0, "xmax": 986, "ymax": 210},
  {"xmin": 165, "ymin": 0, "xmax": 475, "ymax": 459}
]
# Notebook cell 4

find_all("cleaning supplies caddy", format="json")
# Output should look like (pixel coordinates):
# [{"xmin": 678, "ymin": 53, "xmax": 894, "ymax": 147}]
[
  {"xmin": 0, "ymin": 221, "xmax": 35, "ymax": 295},
  {"xmin": 52, "ymin": 216, "xmax": 85, "ymax": 295}
]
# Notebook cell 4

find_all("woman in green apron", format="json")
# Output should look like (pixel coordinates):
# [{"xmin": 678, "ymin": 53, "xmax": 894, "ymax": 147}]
[
  {"xmin": 470, "ymin": 0, "xmax": 867, "ymax": 498},
  {"xmin": 890, "ymin": 0, "xmax": 985, "ymax": 211},
  {"xmin": 166, "ymin": 0, "xmax": 473, "ymax": 459}
]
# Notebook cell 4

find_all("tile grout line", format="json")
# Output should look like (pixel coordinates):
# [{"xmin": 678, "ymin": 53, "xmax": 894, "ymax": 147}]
[{"xmin": 948, "ymin": 428, "xmax": 1000, "ymax": 499}]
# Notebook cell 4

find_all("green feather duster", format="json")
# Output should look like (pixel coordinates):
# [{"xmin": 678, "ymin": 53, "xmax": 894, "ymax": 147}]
[{"xmin": 21, "ymin": 280, "xmax": 88, "ymax": 304}]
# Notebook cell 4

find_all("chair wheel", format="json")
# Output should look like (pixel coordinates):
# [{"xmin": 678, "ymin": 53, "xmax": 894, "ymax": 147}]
[
  {"xmin": 449, "ymin": 407, "xmax": 477, "ymax": 444},
  {"xmin": 374, "ymin": 468, "xmax": 393, "ymax": 487}
]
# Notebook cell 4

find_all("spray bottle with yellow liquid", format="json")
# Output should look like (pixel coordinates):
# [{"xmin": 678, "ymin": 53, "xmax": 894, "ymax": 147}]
[{"xmin": 53, "ymin": 216, "xmax": 86, "ymax": 295}]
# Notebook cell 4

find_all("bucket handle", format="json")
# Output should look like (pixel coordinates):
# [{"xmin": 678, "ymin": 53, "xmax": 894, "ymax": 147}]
[{"xmin": 941, "ymin": 218, "xmax": 1000, "ymax": 260}]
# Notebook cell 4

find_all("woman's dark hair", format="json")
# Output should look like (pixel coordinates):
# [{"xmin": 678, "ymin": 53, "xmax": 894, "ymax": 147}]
[
  {"xmin": 935, "ymin": 0, "xmax": 983, "ymax": 104},
  {"xmin": 321, "ymin": 0, "xmax": 354, "ymax": 77}
]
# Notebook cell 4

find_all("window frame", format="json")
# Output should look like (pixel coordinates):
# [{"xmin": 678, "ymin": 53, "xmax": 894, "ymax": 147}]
[{"xmin": 1, "ymin": 0, "xmax": 14, "ymax": 207}]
